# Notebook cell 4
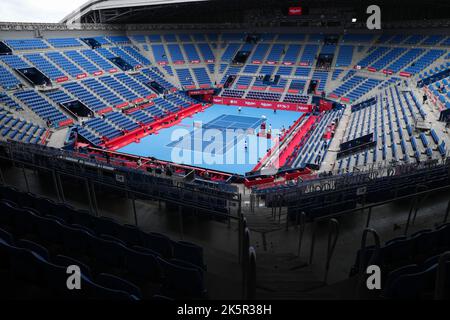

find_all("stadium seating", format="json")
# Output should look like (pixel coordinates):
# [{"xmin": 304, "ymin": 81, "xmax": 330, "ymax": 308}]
[
  {"xmin": 14, "ymin": 90, "xmax": 69, "ymax": 126},
  {"xmin": 0, "ymin": 185, "xmax": 207, "ymax": 299}
]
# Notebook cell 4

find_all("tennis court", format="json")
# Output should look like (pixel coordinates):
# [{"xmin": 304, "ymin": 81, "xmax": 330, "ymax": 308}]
[{"xmin": 118, "ymin": 104, "xmax": 302, "ymax": 174}]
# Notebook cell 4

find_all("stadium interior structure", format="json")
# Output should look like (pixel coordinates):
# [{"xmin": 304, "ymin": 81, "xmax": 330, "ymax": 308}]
[{"xmin": 1, "ymin": 0, "xmax": 450, "ymax": 301}]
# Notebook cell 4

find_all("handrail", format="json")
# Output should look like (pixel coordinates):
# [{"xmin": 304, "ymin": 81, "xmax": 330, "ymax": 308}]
[
  {"xmin": 299, "ymin": 183, "xmax": 450, "ymax": 227},
  {"xmin": 324, "ymin": 219, "xmax": 340, "ymax": 283},
  {"xmin": 356, "ymin": 228, "xmax": 381, "ymax": 299},
  {"xmin": 0, "ymin": 145, "xmax": 242, "ymax": 220},
  {"xmin": 443, "ymin": 200, "xmax": 450, "ymax": 224},
  {"xmin": 297, "ymin": 212, "xmax": 306, "ymax": 257},
  {"xmin": 434, "ymin": 251, "xmax": 450, "ymax": 300},
  {"xmin": 411, "ymin": 184, "xmax": 430, "ymax": 226},
  {"xmin": 238, "ymin": 217, "xmax": 247, "ymax": 264},
  {"xmin": 242, "ymin": 227, "xmax": 250, "ymax": 298},
  {"xmin": 246, "ymin": 247, "xmax": 257, "ymax": 300}
]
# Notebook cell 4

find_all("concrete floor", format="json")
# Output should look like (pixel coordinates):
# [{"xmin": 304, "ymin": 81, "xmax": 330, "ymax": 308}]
[{"xmin": 1, "ymin": 163, "xmax": 449, "ymax": 299}]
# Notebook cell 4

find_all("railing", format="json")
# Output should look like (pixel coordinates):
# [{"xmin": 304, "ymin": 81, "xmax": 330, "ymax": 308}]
[
  {"xmin": 355, "ymin": 228, "xmax": 381, "ymax": 299},
  {"xmin": 307, "ymin": 218, "xmax": 340, "ymax": 284},
  {"xmin": 256, "ymin": 155, "xmax": 450, "ymax": 197},
  {"xmin": 434, "ymin": 251, "xmax": 450, "ymax": 300},
  {"xmin": 287, "ymin": 183, "xmax": 450, "ymax": 290}
]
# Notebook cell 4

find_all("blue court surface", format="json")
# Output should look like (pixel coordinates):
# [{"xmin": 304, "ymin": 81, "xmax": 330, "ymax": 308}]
[{"xmin": 118, "ymin": 104, "xmax": 302, "ymax": 174}]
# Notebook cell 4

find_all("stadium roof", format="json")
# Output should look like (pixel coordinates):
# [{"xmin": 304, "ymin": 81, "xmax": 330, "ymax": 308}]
[
  {"xmin": 61, "ymin": 0, "xmax": 209, "ymax": 24},
  {"xmin": 61, "ymin": 0, "xmax": 450, "ymax": 25}
]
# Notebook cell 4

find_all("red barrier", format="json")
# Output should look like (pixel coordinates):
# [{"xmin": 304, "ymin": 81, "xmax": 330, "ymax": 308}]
[
  {"xmin": 109, "ymin": 68, "xmax": 118, "ymax": 73},
  {"xmin": 284, "ymin": 168, "xmax": 312, "ymax": 181},
  {"xmin": 277, "ymin": 115, "xmax": 318, "ymax": 166},
  {"xmin": 288, "ymin": 6, "xmax": 303, "ymax": 15},
  {"xmin": 174, "ymin": 61, "xmax": 185, "ymax": 65},
  {"xmin": 158, "ymin": 61, "xmax": 168, "ymax": 66},
  {"xmin": 266, "ymin": 61, "xmax": 277, "ymax": 65},
  {"xmin": 367, "ymin": 67, "xmax": 377, "ymax": 72},
  {"xmin": 116, "ymin": 102, "xmax": 129, "ymax": 109},
  {"xmin": 269, "ymin": 88, "xmax": 285, "ymax": 93},
  {"xmin": 244, "ymin": 176, "xmax": 275, "ymax": 188},
  {"xmin": 59, "ymin": 119, "xmax": 74, "ymax": 127},
  {"xmin": 40, "ymin": 129, "xmax": 51, "ymax": 145},
  {"xmin": 399, "ymin": 71, "xmax": 412, "ymax": 77},
  {"xmin": 93, "ymin": 71, "xmax": 104, "ymax": 76},
  {"xmin": 98, "ymin": 107, "xmax": 113, "ymax": 115},
  {"xmin": 319, "ymin": 99, "xmax": 333, "ymax": 112},
  {"xmin": 212, "ymin": 96, "xmax": 312, "ymax": 112},
  {"xmin": 251, "ymin": 86, "xmax": 267, "ymax": 91},
  {"xmin": 133, "ymin": 97, "xmax": 145, "ymax": 104},
  {"xmin": 252, "ymin": 60, "xmax": 262, "ymax": 64},
  {"xmin": 76, "ymin": 73, "xmax": 87, "ymax": 79},
  {"xmin": 104, "ymin": 103, "xmax": 207, "ymax": 150},
  {"xmin": 56, "ymin": 76, "xmax": 69, "ymax": 83}
]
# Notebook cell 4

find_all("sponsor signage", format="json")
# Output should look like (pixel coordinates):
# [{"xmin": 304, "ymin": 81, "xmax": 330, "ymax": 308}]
[
  {"xmin": 98, "ymin": 107, "xmax": 113, "ymax": 115},
  {"xmin": 56, "ymin": 76, "xmax": 69, "ymax": 83},
  {"xmin": 58, "ymin": 119, "xmax": 74, "ymax": 127},
  {"xmin": 399, "ymin": 71, "xmax": 412, "ymax": 77},
  {"xmin": 212, "ymin": 96, "xmax": 312, "ymax": 112},
  {"xmin": 188, "ymin": 89, "xmax": 215, "ymax": 95},
  {"xmin": 289, "ymin": 7, "xmax": 303, "ymax": 16}
]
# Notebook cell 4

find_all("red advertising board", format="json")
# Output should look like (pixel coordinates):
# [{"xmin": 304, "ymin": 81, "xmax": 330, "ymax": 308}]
[
  {"xmin": 188, "ymin": 89, "xmax": 215, "ymax": 95},
  {"xmin": 56, "ymin": 76, "xmax": 69, "ymax": 83},
  {"xmin": 98, "ymin": 107, "xmax": 113, "ymax": 115},
  {"xmin": 399, "ymin": 71, "xmax": 412, "ymax": 77},
  {"xmin": 289, "ymin": 7, "xmax": 303, "ymax": 16},
  {"xmin": 212, "ymin": 96, "xmax": 312, "ymax": 112},
  {"xmin": 58, "ymin": 119, "xmax": 74, "ymax": 127}
]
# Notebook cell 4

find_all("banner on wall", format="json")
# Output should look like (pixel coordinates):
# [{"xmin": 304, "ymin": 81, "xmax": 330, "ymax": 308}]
[
  {"xmin": 212, "ymin": 96, "xmax": 312, "ymax": 112},
  {"xmin": 288, "ymin": 7, "xmax": 303, "ymax": 15}
]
